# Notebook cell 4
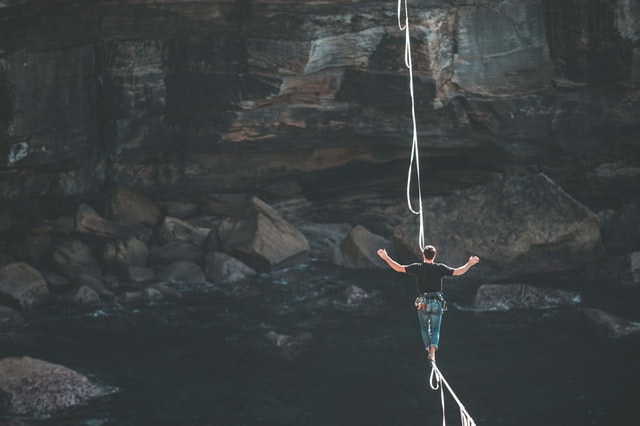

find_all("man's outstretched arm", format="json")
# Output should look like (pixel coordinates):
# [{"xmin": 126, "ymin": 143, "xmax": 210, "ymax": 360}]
[
  {"xmin": 452, "ymin": 256, "xmax": 480, "ymax": 276},
  {"xmin": 377, "ymin": 248, "xmax": 407, "ymax": 273}
]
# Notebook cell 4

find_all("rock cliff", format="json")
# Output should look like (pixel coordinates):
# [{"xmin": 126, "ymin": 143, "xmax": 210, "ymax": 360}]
[{"xmin": 0, "ymin": 0, "xmax": 639, "ymax": 267}]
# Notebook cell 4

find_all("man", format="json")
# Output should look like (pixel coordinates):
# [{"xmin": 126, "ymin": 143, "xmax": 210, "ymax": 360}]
[{"xmin": 377, "ymin": 245, "xmax": 479, "ymax": 365}]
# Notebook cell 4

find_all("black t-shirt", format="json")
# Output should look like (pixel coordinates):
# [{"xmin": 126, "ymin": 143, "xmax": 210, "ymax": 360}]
[{"xmin": 405, "ymin": 262, "xmax": 454, "ymax": 294}]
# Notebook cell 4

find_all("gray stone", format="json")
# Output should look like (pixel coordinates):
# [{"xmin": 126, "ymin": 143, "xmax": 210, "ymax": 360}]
[
  {"xmin": 583, "ymin": 308, "xmax": 640, "ymax": 338},
  {"xmin": 299, "ymin": 223, "xmax": 352, "ymax": 263},
  {"xmin": 340, "ymin": 225, "xmax": 391, "ymax": 269},
  {"xmin": 105, "ymin": 186, "xmax": 161, "ymax": 227},
  {"xmin": 472, "ymin": 283, "xmax": 581, "ymax": 311},
  {"xmin": 0, "ymin": 262, "xmax": 49, "ymax": 311},
  {"xmin": 52, "ymin": 240, "xmax": 101, "ymax": 277},
  {"xmin": 0, "ymin": 356, "xmax": 110, "ymax": 416},
  {"xmin": 148, "ymin": 241, "xmax": 204, "ymax": 265},
  {"xmin": 103, "ymin": 237, "xmax": 149, "ymax": 272},
  {"xmin": 71, "ymin": 285, "xmax": 101, "ymax": 306},
  {"xmin": 218, "ymin": 197, "xmax": 309, "ymax": 271},
  {"xmin": 157, "ymin": 216, "xmax": 211, "ymax": 247},
  {"xmin": 204, "ymin": 252, "xmax": 257, "ymax": 284},
  {"xmin": 395, "ymin": 174, "xmax": 603, "ymax": 278},
  {"xmin": 157, "ymin": 260, "xmax": 205, "ymax": 285}
]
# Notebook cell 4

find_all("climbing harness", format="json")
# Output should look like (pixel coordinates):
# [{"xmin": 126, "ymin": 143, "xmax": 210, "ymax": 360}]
[
  {"xmin": 397, "ymin": 2, "xmax": 477, "ymax": 425},
  {"xmin": 429, "ymin": 363, "xmax": 477, "ymax": 426},
  {"xmin": 414, "ymin": 292, "xmax": 448, "ymax": 312},
  {"xmin": 397, "ymin": 0, "xmax": 426, "ymax": 251}
]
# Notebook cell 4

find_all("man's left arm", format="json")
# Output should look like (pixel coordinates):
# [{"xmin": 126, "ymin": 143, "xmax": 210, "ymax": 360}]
[{"xmin": 452, "ymin": 256, "xmax": 480, "ymax": 276}]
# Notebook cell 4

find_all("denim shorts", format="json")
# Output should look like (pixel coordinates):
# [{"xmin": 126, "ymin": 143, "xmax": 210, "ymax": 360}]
[{"xmin": 415, "ymin": 294, "xmax": 444, "ymax": 349}]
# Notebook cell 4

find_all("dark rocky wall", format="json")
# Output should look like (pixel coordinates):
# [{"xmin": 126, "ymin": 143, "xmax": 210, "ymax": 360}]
[{"xmin": 0, "ymin": 0, "xmax": 638, "ymax": 221}]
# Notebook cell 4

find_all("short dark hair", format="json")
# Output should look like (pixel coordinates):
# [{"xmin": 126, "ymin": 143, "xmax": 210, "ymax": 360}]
[{"xmin": 423, "ymin": 245, "xmax": 436, "ymax": 260}]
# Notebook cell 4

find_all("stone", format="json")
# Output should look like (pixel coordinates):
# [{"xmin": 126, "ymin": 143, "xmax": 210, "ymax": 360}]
[
  {"xmin": 103, "ymin": 237, "xmax": 149, "ymax": 272},
  {"xmin": 71, "ymin": 285, "xmax": 101, "ymax": 307},
  {"xmin": 75, "ymin": 203, "xmax": 146, "ymax": 241},
  {"xmin": 105, "ymin": 186, "xmax": 161, "ymax": 227},
  {"xmin": 157, "ymin": 200, "xmax": 199, "ymax": 219},
  {"xmin": 0, "ymin": 356, "xmax": 110, "ymax": 416},
  {"xmin": 218, "ymin": 196, "xmax": 309, "ymax": 271},
  {"xmin": 157, "ymin": 216, "xmax": 211, "ymax": 247},
  {"xmin": 72, "ymin": 273, "xmax": 115, "ymax": 300},
  {"xmin": 340, "ymin": 225, "xmax": 391, "ymax": 269},
  {"xmin": 52, "ymin": 240, "xmax": 101, "ymax": 277},
  {"xmin": 264, "ymin": 330, "xmax": 313, "ymax": 360},
  {"xmin": 126, "ymin": 266, "xmax": 155, "ymax": 283},
  {"xmin": 157, "ymin": 260, "xmax": 205, "ymax": 285},
  {"xmin": 472, "ymin": 283, "xmax": 581, "ymax": 311},
  {"xmin": 582, "ymin": 308, "xmax": 640, "ymax": 338},
  {"xmin": 299, "ymin": 223, "xmax": 352, "ymax": 263},
  {"xmin": 395, "ymin": 174, "xmax": 603, "ymax": 278},
  {"xmin": 344, "ymin": 284, "xmax": 368, "ymax": 305},
  {"xmin": 0, "ymin": 262, "xmax": 49, "ymax": 311},
  {"xmin": 0, "ymin": 306, "xmax": 26, "ymax": 330},
  {"xmin": 148, "ymin": 241, "xmax": 204, "ymax": 265},
  {"xmin": 204, "ymin": 252, "xmax": 257, "ymax": 284}
]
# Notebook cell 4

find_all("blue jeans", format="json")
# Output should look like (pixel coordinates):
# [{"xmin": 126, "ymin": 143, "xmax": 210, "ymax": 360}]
[{"xmin": 416, "ymin": 297, "xmax": 443, "ymax": 349}]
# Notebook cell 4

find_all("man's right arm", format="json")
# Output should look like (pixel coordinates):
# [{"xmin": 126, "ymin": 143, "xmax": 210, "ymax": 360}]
[{"xmin": 377, "ymin": 248, "xmax": 407, "ymax": 273}]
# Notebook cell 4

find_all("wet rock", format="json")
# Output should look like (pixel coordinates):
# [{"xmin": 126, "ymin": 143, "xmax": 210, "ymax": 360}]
[
  {"xmin": 148, "ymin": 241, "xmax": 204, "ymax": 265},
  {"xmin": 204, "ymin": 252, "xmax": 257, "ymax": 284},
  {"xmin": 52, "ymin": 239, "xmax": 101, "ymax": 277},
  {"xmin": 0, "ymin": 262, "xmax": 49, "ymax": 311},
  {"xmin": 395, "ymin": 174, "xmax": 603, "ymax": 278},
  {"xmin": 157, "ymin": 216, "xmax": 211, "ymax": 247},
  {"xmin": 340, "ymin": 225, "xmax": 391, "ymax": 269},
  {"xmin": 0, "ymin": 306, "xmax": 27, "ymax": 330},
  {"xmin": 72, "ymin": 273, "xmax": 115, "ymax": 300},
  {"xmin": 126, "ymin": 266, "xmax": 155, "ymax": 284},
  {"xmin": 118, "ymin": 291, "xmax": 143, "ymax": 305},
  {"xmin": 157, "ymin": 200, "xmax": 199, "ymax": 219},
  {"xmin": 12, "ymin": 234, "xmax": 52, "ymax": 266},
  {"xmin": 265, "ymin": 330, "xmax": 313, "ymax": 360},
  {"xmin": 103, "ymin": 237, "xmax": 149, "ymax": 273},
  {"xmin": 71, "ymin": 285, "xmax": 101, "ymax": 307},
  {"xmin": 583, "ymin": 308, "xmax": 640, "ymax": 338},
  {"xmin": 157, "ymin": 260, "xmax": 205, "ymax": 285},
  {"xmin": 472, "ymin": 283, "xmax": 581, "ymax": 311},
  {"xmin": 149, "ymin": 282, "xmax": 182, "ymax": 300},
  {"xmin": 299, "ymin": 223, "xmax": 352, "ymax": 263},
  {"xmin": 40, "ymin": 270, "xmax": 72, "ymax": 293},
  {"xmin": 142, "ymin": 287, "xmax": 163, "ymax": 304},
  {"xmin": 0, "ymin": 356, "xmax": 110, "ymax": 416},
  {"xmin": 344, "ymin": 284, "xmax": 368, "ymax": 305},
  {"xmin": 199, "ymin": 193, "xmax": 252, "ymax": 216},
  {"xmin": 75, "ymin": 203, "xmax": 148, "ymax": 241},
  {"xmin": 105, "ymin": 186, "xmax": 161, "ymax": 227},
  {"xmin": 219, "ymin": 196, "xmax": 309, "ymax": 271}
]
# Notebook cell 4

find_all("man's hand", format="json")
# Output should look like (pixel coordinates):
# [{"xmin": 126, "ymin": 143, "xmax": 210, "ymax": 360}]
[
  {"xmin": 377, "ymin": 248, "xmax": 388, "ymax": 259},
  {"xmin": 468, "ymin": 255, "xmax": 480, "ymax": 266}
]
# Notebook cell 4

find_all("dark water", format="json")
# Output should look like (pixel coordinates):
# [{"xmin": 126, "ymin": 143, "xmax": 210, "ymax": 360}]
[{"xmin": 2, "ymin": 262, "xmax": 639, "ymax": 426}]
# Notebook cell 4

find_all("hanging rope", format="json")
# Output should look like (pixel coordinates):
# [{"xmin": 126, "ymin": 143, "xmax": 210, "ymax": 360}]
[
  {"xmin": 430, "ymin": 363, "xmax": 477, "ymax": 426},
  {"xmin": 397, "ymin": 0, "xmax": 425, "ymax": 251},
  {"xmin": 398, "ymin": 2, "xmax": 477, "ymax": 425}
]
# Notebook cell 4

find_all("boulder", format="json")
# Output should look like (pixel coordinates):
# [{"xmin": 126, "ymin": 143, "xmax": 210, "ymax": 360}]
[
  {"xmin": 299, "ymin": 223, "xmax": 352, "ymax": 262},
  {"xmin": 157, "ymin": 260, "xmax": 205, "ymax": 285},
  {"xmin": 0, "ymin": 356, "xmax": 110, "ymax": 416},
  {"xmin": 71, "ymin": 285, "xmax": 101, "ymax": 307},
  {"xmin": 157, "ymin": 216, "xmax": 211, "ymax": 247},
  {"xmin": 103, "ymin": 237, "xmax": 149, "ymax": 272},
  {"xmin": 0, "ymin": 262, "xmax": 49, "ymax": 311},
  {"xmin": 71, "ymin": 273, "xmax": 115, "ymax": 300},
  {"xmin": 344, "ymin": 284, "xmax": 369, "ymax": 305},
  {"xmin": 52, "ymin": 239, "xmax": 101, "ymax": 277},
  {"xmin": 583, "ymin": 309, "xmax": 640, "ymax": 338},
  {"xmin": 472, "ymin": 283, "xmax": 581, "ymax": 311},
  {"xmin": 157, "ymin": 200, "xmax": 199, "ymax": 219},
  {"xmin": 125, "ymin": 266, "xmax": 155, "ymax": 284},
  {"xmin": 340, "ymin": 225, "xmax": 391, "ymax": 269},
  {"xmin": 0, "ymin": 306, "xmax": 27, "ymax": 330},
  {"xmin": 218, "ymin": 196, "xmax": 309, "ymax": 271},
  {"xmin": 395, "ymin": 174, "xmax": 603, "ymax": 278},
  {"xmin": 75, "ymin": 203, "xmax": 148, "ymax": 241},
  {"xmin": 148, "ymin": 241, "xmax": 204, "ymax": 265},
  {"xmin": 264, "ymin": 330, "xmax": 313, "ymax": 360},
  {"xmin": 105, "ymin": 186, "xmax": 161, "ymax": 227},
  {"xmin": 204, "ymin": 252, "xmax": 257, "ymax": 284}
]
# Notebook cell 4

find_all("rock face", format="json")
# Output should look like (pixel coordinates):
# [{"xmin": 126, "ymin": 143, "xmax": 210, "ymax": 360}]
[
  {"xmin": 0, "ymin": 262, "xmax": 48, "ymax": 310},
  {"xmin": 0, "ymin": 0, "xmax": 637, "ymax": 212},
  {"xmin": 394, "ymin": 174, "xmax": 603, "ymax": 277},
  {"xmin": 0, "ymin": 356, "xmax": 110, "ymax": 416}
]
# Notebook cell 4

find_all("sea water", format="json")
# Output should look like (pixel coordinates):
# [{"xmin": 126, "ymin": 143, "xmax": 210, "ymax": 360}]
[{"xmin": 2, "ymin": 263, "xmax": 639, "ymax": 426}]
